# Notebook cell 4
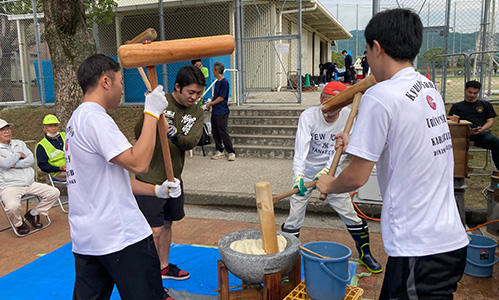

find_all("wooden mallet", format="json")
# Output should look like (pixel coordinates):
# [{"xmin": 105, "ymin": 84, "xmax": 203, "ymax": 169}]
[{"xmin": 118, "ymin": 35, "xmax": 235, "ymax": 182}]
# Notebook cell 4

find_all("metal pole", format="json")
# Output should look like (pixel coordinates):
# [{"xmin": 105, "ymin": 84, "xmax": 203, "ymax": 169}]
[
  {"xmin": 487, "ymin": 0, "xmax": 496, "ymax": 96},
  {"xmin": 452, "ymin": 2, "xmax": 456, "ymax": 55},
  {"xmin": 159, "ymin": 0, "xmax": 168, "ymax": 91},
  {"xmin": 298, "ymin": 0, "xmax": 302, "ymax": 104},
  {"xmin": 372, "ymin": 0, "xmax": 379, "ymax": 15},
  {"xmin": 240, "ymin": 0, "xmax": 246, "ymax": 103},
  {"xmin": 32, "ymin": 0, "xmax": 45, "ymax": 105},
  {"xmin": 235, "ymin": 0, "xmax": 243, "ymax": 106},
  {"xmin": 427, "ymin": 2, "xmax": 430, "ymax": 51},
  {"xmin": 336, "ymin": 4, "xmax": 339, "ymax": 53},
  {"xmin": 479, "ymin": 0, "xmax": 490, "ymax": 98},
  {"xmin": 442, "ymin": 0, "xmax": 451, "ymax": 101},
  {"xmin": 92, "ymin": 17, "xmax": 100, "ymax": 53},
  {"xmin": 355, "ymin": 4, "xmax": 358, "ymax": 60}
]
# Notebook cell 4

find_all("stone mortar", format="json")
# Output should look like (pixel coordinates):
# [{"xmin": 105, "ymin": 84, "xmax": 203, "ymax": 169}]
[{"xmin": 218, "ymin": 229, "xmax": 300, "ymax": 283}]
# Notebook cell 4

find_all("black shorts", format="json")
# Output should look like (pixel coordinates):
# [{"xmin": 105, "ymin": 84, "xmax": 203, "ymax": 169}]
[
  {"xmin": 379, "ymin": 246, "xmax": 467, "ymax": 300},
  {"xmin": 73, "ymin": 235, "xmax": 163, "ymax": 300},
  {"xmin": 135, "ymin": 182, "xmax": 185, "ymax": 227}
]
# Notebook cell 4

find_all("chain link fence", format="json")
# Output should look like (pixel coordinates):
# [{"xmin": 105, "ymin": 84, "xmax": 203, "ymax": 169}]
[
  {"xmin": 378, "ymin": 0, "xmax": 499, "ymax": 102},
  {"xmin": 242, "ymin": 0, "xmax": 301, "ymax": 104},
  {"xmin": 3, "ymin": 1, "xmax": 499, "ymax": 105},
  {"xmin": 0, "ymin": 1, "xmax": 46, "ymax": 105}
]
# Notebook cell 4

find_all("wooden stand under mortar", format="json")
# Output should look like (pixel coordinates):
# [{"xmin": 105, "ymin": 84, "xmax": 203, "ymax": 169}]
[
  {"xmin": 218, "ymin": 182, "xmax": 301, "ymax": 299},
  {"xmin": 217, "ymin": 258, "xmax": 301, "ymax": 300}
]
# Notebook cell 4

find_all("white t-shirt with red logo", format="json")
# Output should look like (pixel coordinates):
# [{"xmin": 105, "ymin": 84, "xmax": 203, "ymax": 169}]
[{"xmin": 347, "ymin": 67, "xmax": 468, "ymax": 257}]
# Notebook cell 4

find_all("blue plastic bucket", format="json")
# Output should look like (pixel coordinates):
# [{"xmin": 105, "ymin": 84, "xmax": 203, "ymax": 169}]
[
  {"xmin": 300, "ymin": 241, "xmax": 352, "ymax": 300},
  {"xmin": 464, "ymin": 234, "xmax": 499, "ymax": 278}
]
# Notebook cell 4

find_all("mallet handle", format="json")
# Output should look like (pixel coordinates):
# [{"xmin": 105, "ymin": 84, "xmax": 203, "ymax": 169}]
[
  {"xmin": 146, "ymin": 66, "xmax": 175, "ymax": 183},
  {"xmin": 125, "ymin": 28, "xmax": 157, "ymax": 45},
  {"xmin": 272, "ymin": 180, "xmax": 317, "ymax": 203},
  {"xmin": 255, "ymin": 182, "xmax": 279, "ymax": 254},
  {"xmin": 318, "ymin": 92, "xmax": 363, "ymax": 200}
]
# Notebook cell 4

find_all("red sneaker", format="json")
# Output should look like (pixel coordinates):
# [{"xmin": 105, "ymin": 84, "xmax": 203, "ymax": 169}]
[{"xmin": 161, "ymin": 263, "xmax": 190, "ymax": 280}]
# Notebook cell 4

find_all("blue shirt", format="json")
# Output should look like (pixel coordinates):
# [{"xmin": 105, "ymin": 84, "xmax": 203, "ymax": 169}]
[{"xmin": 212, "ymin": 78, "xmax": 230, "ymax": 116}]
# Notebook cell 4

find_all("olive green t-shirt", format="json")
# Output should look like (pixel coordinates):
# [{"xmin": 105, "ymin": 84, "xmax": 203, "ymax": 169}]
[{"xmin": 135, "ymin": 93, "xmax": 204, "ymax": 184}]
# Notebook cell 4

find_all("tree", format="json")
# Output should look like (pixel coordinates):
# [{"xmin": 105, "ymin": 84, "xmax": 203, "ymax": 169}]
[
  {"xmin": 422, "ymin": 47, "xmax": 445, "ymax": 68},
  {"xmin": 331, "ymin": 51, "xmax": 344, "ymax": 68},
  {"xmin": 41, "ymin": 0, "xmax": 116, "ymax": 126}
]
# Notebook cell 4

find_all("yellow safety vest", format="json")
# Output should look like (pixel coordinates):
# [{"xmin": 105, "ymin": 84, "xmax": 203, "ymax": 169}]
[{"xmin": 37, "ymin": 132, "xmax": 66, "ymax": 178}]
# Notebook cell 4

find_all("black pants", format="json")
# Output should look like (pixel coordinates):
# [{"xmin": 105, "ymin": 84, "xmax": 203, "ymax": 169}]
[
  {"xmin": 470, "ymin": 131, "xmax": 499, "ymax": 170},
  {"xmin": 326, "ymin": 65, "xmax": 336, "ymax": 82},
  {"xmin": 379, "ymin": 246, "xmax": 467, "ymax": 300},
  {"xmin": 211, "ymin": 113, "xmax": 235, "ymax": 154},
  {"xmin": 73, "ymin": 235, "xmax": 164, "ymax": 300},
  {"xmin": 344, "ymin": 68, "xmax": 352, "ymax": 84}
]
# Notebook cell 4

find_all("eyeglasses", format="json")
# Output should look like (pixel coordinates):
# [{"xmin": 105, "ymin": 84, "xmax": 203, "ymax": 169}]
[{"xmin": 0, "ymin": 127, "xmax": 11, "ymax": 132}]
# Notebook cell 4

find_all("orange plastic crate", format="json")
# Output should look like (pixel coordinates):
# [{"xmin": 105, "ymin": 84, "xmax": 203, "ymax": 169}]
[{"xmin": 284, "ymin": 279, "xmax": 363, "ymax": 300}]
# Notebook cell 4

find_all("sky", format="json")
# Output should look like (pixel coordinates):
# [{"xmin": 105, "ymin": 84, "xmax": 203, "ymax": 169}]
[{"xmin": 321, "ymin": 0, "xmax": 373, "ymax": 31}]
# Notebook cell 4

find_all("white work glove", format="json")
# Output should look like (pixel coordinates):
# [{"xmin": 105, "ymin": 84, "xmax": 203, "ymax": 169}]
[
  {"xmin": 144, "ymin": 85, "xmax": 167, "ymax": 120},
  {"xmin": 155, "ymin": 178, "xmax": 182, "ymax": 199}
]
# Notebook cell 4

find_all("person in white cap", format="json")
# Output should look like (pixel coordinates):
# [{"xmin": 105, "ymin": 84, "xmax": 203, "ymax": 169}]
[
  {"xmin": 0, "ymin": 118, "xmax": 59, "ymax": 235},
  {"xmin": 36, "ymin": 114, "xmax": 67, "ymax": 181}
]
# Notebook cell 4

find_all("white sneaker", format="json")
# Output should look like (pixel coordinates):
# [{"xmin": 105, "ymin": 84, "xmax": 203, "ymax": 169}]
[
  {"xmin": 211, "ymin": 151, "xmax": 225, "ymax": 160},
  {"xmin": 227, "ymin": 153, "xmax": 236, "ymax": 161}
]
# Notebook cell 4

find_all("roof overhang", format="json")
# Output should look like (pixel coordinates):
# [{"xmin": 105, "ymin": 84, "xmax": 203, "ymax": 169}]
[{"xmin": 281, "ymin": 0, "xmax": 352, "ymax": 41}]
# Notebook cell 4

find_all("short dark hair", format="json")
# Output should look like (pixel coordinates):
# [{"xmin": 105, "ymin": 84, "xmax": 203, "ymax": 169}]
[
  {"xmin": 77, "ymin": 54, "xmax": 120, "ymax": 94},
  {"xmin": 191, "ymin": 59, "xmax": 201, "ymax": 65},
  {"xmin": 175, "ymin": 65, "xmax": 206, "ymax": 92},
  {"xmin": 342, "ymin": 50, "xmax": 347, "ymax": 54},
  {"xmin": 213, "ymin": 62, "xmax": 224, "ymax": 74},
  {"xmin": 364, "ymin": 8, "xmax": 423, "ymax": 62},
  {"xmin": 465, "ymin": 80, "xmax": 481, "ymax": 90}
]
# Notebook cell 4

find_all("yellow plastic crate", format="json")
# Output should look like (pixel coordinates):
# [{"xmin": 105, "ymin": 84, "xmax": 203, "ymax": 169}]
[{"xmin": 284, "ymin": 279, "xmax": 363, "ymax": 300}]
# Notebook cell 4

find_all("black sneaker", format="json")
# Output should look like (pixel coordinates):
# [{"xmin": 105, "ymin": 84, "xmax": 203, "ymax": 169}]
[
  {"xmin": 16, "ymin": 221, "xmax": 30, "ymax": 235},
  {"xmin": 161, "ymin": 263, "xmax": 190, "ymax": 280},
  {"xmin": 163, "ymin": 287, "xmax": 174, "ymax": 300}
]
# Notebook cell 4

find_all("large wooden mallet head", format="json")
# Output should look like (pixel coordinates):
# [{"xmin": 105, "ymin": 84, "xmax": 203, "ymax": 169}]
[
  {"xmin": 320, "ymin": 75, "xmax": 377, "ymax": 114},
  {"xmin": 118, "ymin": 34, "xmax": 235, "ymax": 69}
]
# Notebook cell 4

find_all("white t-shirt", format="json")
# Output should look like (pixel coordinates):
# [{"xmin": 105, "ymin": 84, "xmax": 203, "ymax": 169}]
[
  {"xmin": 65, "ymin": 102, "xmax": 152, "ymax": 255},
  {"xmin": 347, "ymin": 67, "xmax": 468, "ymax": 257},
  {"xmin": 293, "ymin": 106, "xmax": 350, "ymax": 181}
]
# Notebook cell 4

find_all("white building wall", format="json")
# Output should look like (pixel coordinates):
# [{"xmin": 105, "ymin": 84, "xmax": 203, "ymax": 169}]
[{"xmin": 313, "ymin": 34, "xmax": 322, "ymax": 77}]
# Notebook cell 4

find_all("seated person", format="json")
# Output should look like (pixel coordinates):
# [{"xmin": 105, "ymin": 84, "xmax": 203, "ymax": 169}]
[
  {"xmin": 0, "ymin": 118, "xmax": 59, "ymax": 235},
  {"xmin": 449, "ymin": 80, "xmax": 499, "ymax": 170},
  {"xmin": 36, "ymin": 114, "xmax": 66, "ymax": 181}
]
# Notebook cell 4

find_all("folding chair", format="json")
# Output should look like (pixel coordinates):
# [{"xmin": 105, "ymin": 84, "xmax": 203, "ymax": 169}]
[
  {"xmin": 0, "ymin": 194, "xmax": 51, "ymax": 237},
  {"xmin": 468, "ymin": 147, "xmax": 494, "ymax": 176},
  {"xmin": 47, "ymin": 174, "xmax": 68, "ymax": 213}
]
